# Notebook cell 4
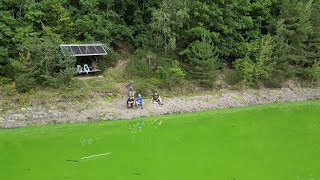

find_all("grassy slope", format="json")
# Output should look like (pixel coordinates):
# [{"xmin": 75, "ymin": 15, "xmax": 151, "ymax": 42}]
[
  {"xmin": 0, "ymin": 69, "xmax": 121, "ymax": 112},
  {"xmin": 0, "ymin": 55, "xmax": 209, "ymax": 113},
  {"xmin": 1, "ymin": 52, "xmax": 318, "ymax": 113},
  {"xmin": 0, "ymin": 100, "xmax": 320, "ymax": 180}
]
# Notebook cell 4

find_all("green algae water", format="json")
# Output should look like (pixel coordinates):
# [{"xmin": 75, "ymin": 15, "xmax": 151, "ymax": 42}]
[{"xmin": 1, "ymin": 100, "xmax": 320, "ymax": 180}]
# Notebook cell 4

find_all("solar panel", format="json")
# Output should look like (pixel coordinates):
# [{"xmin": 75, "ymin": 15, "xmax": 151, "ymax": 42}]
[
  {"xmin": 79, "ymin": 46, "xmax": 86, "ymax": 54},
  {"xmin": 60, "ymin": 44, "xmax": 107, "ymax": 56},
  {"xmin": 71, "ymin": 46, "xmax": 81, "ymax": 55},
  {"xmin": 95, "ymin": 46, "xmax": 106, "ymax": 53},
  {"xmin": 88, "ymin": 46, "xmax": 98, "ymax": 54}
]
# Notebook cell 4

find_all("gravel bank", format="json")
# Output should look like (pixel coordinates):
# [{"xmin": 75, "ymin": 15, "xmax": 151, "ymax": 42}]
[{"xmin": 1, "ymin": 88, "xmax": 319, "ymax": 128}]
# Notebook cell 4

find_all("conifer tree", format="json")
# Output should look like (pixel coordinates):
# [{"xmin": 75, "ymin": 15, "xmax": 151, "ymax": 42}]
[
  {"xmin": 307, "ymin": 0, "xmax": 320, "ymax": 63},
  {"xmin": 272, "ymin": 19, "xmax": 290, "ymax": 77},
  {"xmin": 180, "ymin": 35, "xmax": 220, "ymax": 86},
  {"xmin": 280, "ymin": 0, "xmax": 314, "ymax": 69}
]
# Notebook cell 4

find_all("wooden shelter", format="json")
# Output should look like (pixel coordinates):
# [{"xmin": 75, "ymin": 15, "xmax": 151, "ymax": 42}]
[{"xmin": 60, "ymin": 43, "xmax": 107, "ymax": 74}]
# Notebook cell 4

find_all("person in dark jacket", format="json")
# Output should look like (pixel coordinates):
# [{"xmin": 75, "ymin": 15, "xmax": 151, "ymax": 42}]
[
  {"xmin": 151, "ymin": 93, "xmax": 163, "ymax": 105},
  {"xmin": 127, "ymin": 96, "xmax": 135, "ymax": 108}
]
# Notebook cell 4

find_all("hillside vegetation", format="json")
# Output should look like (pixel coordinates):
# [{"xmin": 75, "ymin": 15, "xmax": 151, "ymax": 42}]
[{"xmin": 0, "ymin": 0, "xmax": 320, "ymax": 97}]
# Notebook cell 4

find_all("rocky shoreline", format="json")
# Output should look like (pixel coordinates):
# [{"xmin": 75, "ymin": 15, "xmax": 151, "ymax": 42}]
[{"xmin": 1, "ymin": 87, "xmax": 319, "ymax": 128}]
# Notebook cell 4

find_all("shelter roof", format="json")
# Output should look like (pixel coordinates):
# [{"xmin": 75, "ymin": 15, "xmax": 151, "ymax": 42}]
[{"xmin": 60, "ymin": 43, "xmax": 107, "ymax": 56}]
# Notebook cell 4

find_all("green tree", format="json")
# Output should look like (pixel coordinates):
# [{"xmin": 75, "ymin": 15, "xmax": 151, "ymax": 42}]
[
  {"xmin": 1, "ymin": 0, "xmax": 319, "ymax": 89},
  {"xmin": 150, "ymin": 0, "xmax": 189, "ymax": 53},
  {"xmin": 156, "ymin": 60, "xmax": 185, "ymax": 88},
  {"xmin": 307, "ymin": 0, "xmax": 320, "ymax": 68},
  {"xmin": 234, "ymin": 34, "xmax": 275, "ymax": 86},
  {"xmin": 150, "ymin": 3, "xmax": 174, "ymax": 53},
  {"xmin": 0, "ymin": 10, "xmax": 15, "ymax": 76},
  {"xmin": 167, "ymin": 60, "xmax": 185, "ymax": 87},
  {"xmin": 280, "ymin": 0, "xmax": 314, "ymax": 68},
  {"xmin": 31, "ymin": 38, "xmax": 76, "ymax": 86},
  {"xmin": 180, "ymin": 36, "xmax": 220, "ymax": 87},
  {"xmin": 271, "ymin": 19, "xmax": 290, "ymax": 77},
  {"xmin": 13, "ymin": 37, "xmax": 76, "ymax": 91}
]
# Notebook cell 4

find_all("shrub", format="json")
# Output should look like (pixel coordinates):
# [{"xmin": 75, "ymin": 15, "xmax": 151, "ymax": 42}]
[
  {"xmin": 234, "ymin": 35, "xmax": 275, "ymax": 87},
  {"xmin": 224, "ymin": 68, "xmax": 243, "ymax": 86},
  {"xmin": 127, "ymin": 57, "xmax": 153, "ymax": 77},
  {"xmin": 166, "ymin": 60, "xmax": 185, "ymax": 88},
  {"xmin": 15, "ymin": 74, "xmax": 35, "ymax": 93},
  {"xmin": 262, "ymin": 75, "xmax": 283, "ymax": 88},
  {"xmin": 0, "ymin": 82, "xmax": 16, "ymax": 97},
  {"xmin": 0, "ymin": 77, "xmax": 12, "ymax": 86},
  {"xmin": 155, "ymin": 66, "xmax": 167, "ymax": 80},
  {"xmin": 155, "ymin": 60, "xmax": 185, "ymax": 89},
  {"xmin": 135, "ymin": 78, "xmax": 162, "ymax": 95},
  {"xmin": 55, "ymin": 68, "xmax": 76, "ymax": 87},
  {"xmin": 234, "ymin": 57, "xmax": 254, "ymax": 86},
  {"xmin": 103, "ymin": 46, "xmax": 118, "ymax": 68},
  {"xmin": 126, "ymin": 49, "xmax": 155, "ymax": 77},
  {"xmin": 309, "ymin": 60, "xmax": 320, "ymax": 82}
]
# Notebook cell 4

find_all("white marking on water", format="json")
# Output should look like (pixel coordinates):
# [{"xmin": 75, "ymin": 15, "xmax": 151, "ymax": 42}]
[{"xmin": 80, "ymin": 152, "xmax": 112, "ymax": 160}]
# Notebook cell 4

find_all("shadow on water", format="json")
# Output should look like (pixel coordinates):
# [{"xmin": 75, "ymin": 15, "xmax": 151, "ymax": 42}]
[{"xmin": 132, "ymin": 172, "xmax": 143, "ymax": 175}]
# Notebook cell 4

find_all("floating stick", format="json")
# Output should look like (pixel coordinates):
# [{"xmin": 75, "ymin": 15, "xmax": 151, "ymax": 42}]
[{"xmin": 80, "ymin": 152, "xmax": 112, "ymax": 160}]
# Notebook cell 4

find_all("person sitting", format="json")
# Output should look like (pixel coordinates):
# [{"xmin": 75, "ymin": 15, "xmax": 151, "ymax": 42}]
[
  {"xmin": 135, "ymin": 94, "xmax": 144, "ymax": 109},
  {"xmin": 127, "ymin": 96, "xmax": 135, "ymax": 108},
  {"xmin": 151, "ymin": 93, "xmax": 163, "ymax": 105}
]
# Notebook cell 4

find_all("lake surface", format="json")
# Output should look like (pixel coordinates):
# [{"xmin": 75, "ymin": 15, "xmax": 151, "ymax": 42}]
[{"xmin": 1, "ymin": 100, "xmax": 319, "ymax": 180}]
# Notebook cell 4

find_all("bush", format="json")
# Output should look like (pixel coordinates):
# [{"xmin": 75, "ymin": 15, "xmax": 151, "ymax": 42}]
[
  {"xmin": 0, "ymin": 82, "xmax": 16, "ymax": 97},
  {"xmin": 262, "ymin": 75, "xmax": 283, "ymax": 88},
  {"xmin": 135, "ymin": 78, "xmax": 162, "ymax": 95},
  {"xmin": 0, "ymin": 77, "xmax": 12, "ymax": 86},
  {"xmin": 167, "ymin": 60, "xmax": 185, "ymax": 86},
  {"xmin": 126, "ymin": 49, "xmax": 155, "ymax": 77},
  {"xmin": 234, "ymin": 35, "xmax": 275, "ymax": 87},
  {"xmin": 98, "ymin": 56, "xmax": 109, "ymax": 73},
  {"xmin": 156, "ymin": 60, "xmax": 185, "ymax": 89},
  {"xmin": 309, "ymin": 60, "xmax": 320, "ymax": 82},
  {"xmin": 55, "ymin": 68, "xmax": 76, "ymax": 87},
  {"xmin": 127, "ymin": 58, "xmax": 153, "ymax": 77},
  {"xmin": 15, "ymin": 74, "xmax": 35, "ymax": 93},
  {"xmin": 224, "ymin": 68, "xmax": 243, "ymax": 85},
  {"xmin": 155, "ymin": 66, "xmax": 167, "ymax": 80},
  {"xmin": 103, "ymin": 46, "xmax": 118, "ymax": 68}
]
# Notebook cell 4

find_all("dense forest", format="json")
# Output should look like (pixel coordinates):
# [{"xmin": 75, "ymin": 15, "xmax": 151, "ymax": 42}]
[{"xmin": 0, "ymin": 0, "xmax": 320, "ymax": 93}]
